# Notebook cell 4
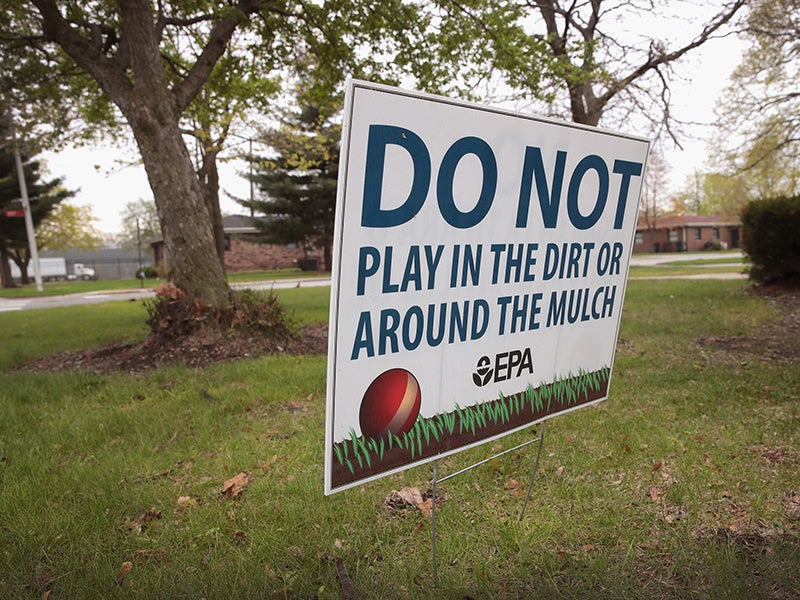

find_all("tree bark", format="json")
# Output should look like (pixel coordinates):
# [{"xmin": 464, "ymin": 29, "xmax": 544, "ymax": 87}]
[
  {"xmin": 127, "ymin": 102, "xmax": 229, "ymax": 306},
  {"xmin": 0, "ymin": 246, "xmax": 15, "ymax": 288}
]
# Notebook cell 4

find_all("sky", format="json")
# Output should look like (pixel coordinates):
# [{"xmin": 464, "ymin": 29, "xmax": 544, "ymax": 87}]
[{"xmin": 38, "ymin": 23, "xmax": 746, "ymax": 236}]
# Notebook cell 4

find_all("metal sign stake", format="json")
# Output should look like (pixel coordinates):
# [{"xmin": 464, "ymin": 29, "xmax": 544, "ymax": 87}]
[{"xmin": 430, "ymin": 421, "xmax": 547, "ymax": 586}]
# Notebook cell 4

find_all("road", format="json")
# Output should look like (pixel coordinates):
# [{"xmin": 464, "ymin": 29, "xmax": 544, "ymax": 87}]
[
  {"xmin": 0, "ymin": 277, "xmax": 332, "ymax": 312},
  {"xmin": 0, "ymin": 252, "xmax": 746, "ymax": 313}
]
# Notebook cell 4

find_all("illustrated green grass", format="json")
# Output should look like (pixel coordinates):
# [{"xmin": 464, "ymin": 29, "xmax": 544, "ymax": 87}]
[{"xmin": 333, "ymin": 367, "xmax": 610, "ymax": 478}]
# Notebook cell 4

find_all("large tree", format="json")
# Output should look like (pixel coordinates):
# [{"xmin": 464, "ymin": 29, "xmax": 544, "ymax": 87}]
[
  {"xmin": 0, "ymin": 0, "xmax": 271, "ymax": 306},
  {"xmin": 36, "ymin": 202, "xmax": 103, "ymax": 251},
  {"xmin": 118, "ymin": 197, "xmax": 160, "ymax": 250},
  {"xmin": 407, "ymin": 0, "xmax": 746, "ymax": 137},
  {"xmin": 712, "ymin": 0, "xmax": 800, "ymax": 196},
  {"xmin": 0, "ymin": 0, "xmax": 423, "ymax": 308}
]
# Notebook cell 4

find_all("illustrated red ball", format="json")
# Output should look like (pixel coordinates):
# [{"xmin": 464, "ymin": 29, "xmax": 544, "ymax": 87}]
[{"xmin": 359, "ymin": 369, "xmax": 422, "ymax": 439}]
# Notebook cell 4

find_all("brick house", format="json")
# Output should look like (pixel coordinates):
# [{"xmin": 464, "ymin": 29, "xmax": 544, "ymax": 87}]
[
  {"xmin": 151, "ymin": 215, "xmax": 324, "ymax": 273},
  {"xmin": 633, "ymin": 215, "xmax": 742, "ymax": 253}
]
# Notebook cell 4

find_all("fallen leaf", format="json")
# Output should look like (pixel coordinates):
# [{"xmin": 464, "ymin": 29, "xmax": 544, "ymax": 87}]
[
  {"xmin": 648, "ymin": 487, "xmax": 661, "ymax": 502},
  {"xmin": 230, "ymin": 530, "xmax": 247, "ymax": 543},
  {"xmin": 176, "ymin": 495, "xmax": 198, "ymax": 508},
  {"xmin": 385, "ymin": 486, "xmax": 424, "ymax": 511},
  {"xmin": 116, "ymin": 561, "xmax": 133, "ymax": 586},
  {"xmin": 221, "ymin": 471, "xmax": 250, "ymax": 498},
  {"xmin": 417, "ymin": 498, "xmax": 433, "ymax": 518},
  {"xmin": 133, "ymin": 549, "xmax": 169, "ymax": 564},
  {"xmin": 651, "ymin": 460, "xmax": 662, "ymax": 474},
  {"xmin": 139, "ymin": 507, "xmax": 161, "ymax": 524},
  {"xmin": 32, "ymin": 569, "xmax": 54, "ymax": 591},
  {"xmin": 505, "ymin": 479, "xmax": 521, "ymax": 490},
  {"xmin": 259, "ymin": 455, "xmax": 278, "ymax": 469}
]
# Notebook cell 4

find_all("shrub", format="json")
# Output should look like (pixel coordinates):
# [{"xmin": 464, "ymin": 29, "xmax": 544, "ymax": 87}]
[
  {"xmin": 137, "ymin": 266, "xmax": 159, "ymax": 279},
  {"xmin": 740, "ymin": 195, "xmax": 800, "ymax": 285}
]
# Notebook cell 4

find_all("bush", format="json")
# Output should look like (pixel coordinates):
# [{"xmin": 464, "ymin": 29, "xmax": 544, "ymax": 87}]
[
  {"xmin": 740, "ymin": 195, "xmax": 800, "ymax": 285},
  {"xmin": 137, "ymin": 266, "xmax": 159, "ymax": 279}
]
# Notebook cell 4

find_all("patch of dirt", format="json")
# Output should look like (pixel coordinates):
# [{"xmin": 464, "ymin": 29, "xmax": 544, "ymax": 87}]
[
  {"xmin": 697, "ymin": 286, "xmax": 800, "ymax": 362},
  {"xmin": 15, "ymin": 323, "xmax": 329, "ymax": 375}
]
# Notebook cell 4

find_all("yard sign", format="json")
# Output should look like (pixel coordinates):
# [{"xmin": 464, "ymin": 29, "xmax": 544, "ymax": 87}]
[{"xmin": 325, "ymin": 80, "xmax": 650, "ymax": 494}]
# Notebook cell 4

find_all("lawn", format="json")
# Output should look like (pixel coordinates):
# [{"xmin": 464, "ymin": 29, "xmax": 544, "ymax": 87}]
[
  {"xmin": 0, "ymin": 279, "xmax": 798, "ymax": 598},
  {"xmin": 0, "ymin": 268, "xmax": 315, "ymax": 298}
]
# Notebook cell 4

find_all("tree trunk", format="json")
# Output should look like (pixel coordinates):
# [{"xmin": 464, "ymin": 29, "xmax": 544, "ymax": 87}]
[
  {"xmin": 11, "ymin": 249, "xmax": 30, "ymax": 285},
  {"xmin": 0, "ymin": 246, "xmax": 15, "ymax": 288},
  {"xmin": 198, "ymin": 149, "xmax": 227, "ymax": 275},
  {"xmin": 127, "ymin": 102, "xmax": 229, "ymax": 307},
  {"xmin": 31, "ymin": 0, "xmax": 235, "ymax": 309}
]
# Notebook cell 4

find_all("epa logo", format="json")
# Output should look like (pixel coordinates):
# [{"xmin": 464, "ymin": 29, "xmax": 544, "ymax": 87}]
[{"xmin": 472, "ymin": 348, "xmax": 534, "ymax": 387}]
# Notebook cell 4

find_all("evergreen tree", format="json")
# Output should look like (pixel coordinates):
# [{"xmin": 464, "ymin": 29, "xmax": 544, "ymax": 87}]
[
  {"xmin": 244, "ymin": 100, "xmax": 339, "ymax": 271},
  {"xmin": 0, "ymin": 127, "xmax": 73, "ymax": 287}
]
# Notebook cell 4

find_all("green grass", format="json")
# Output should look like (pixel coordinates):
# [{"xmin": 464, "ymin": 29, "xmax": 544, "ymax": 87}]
[
  {"xmin": 0, "ymin": 302, "xmax": 150, "ymax": 370},
  {"xmin": 0, "ymin": 286, "xmax": 330, "ymax": 370},
  {"xmin": 661, "ymin": 256, "xmax": 745, "ymax": 266},
  {"xmin": 1, "ymin": 279, "xmax": 798, "ymax": 598},
  {"xmin": 629, "ymin": 264, "xmax": 747, "ymax": 277},
  {"xmin": 0, "ymin": 268, "xmax": 322, "ymax": 298}
]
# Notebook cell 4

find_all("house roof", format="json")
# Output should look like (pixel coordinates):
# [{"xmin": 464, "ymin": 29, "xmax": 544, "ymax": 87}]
[
  {"xmin": 637, "ymin": 214, "xmax": 741, "ymax": 230},
  {"xmin": 222, "ymin": 214, "xmax": 261, "ymax": 234}
]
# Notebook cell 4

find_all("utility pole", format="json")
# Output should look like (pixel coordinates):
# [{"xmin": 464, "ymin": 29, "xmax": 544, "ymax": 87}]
[
  {"xmin": 136, "ymin": 217, "xmax": 143, "ymax": 288},
  {"xmin": 11, "ymin": 122, "xmax": 43, "ymax": 292}
]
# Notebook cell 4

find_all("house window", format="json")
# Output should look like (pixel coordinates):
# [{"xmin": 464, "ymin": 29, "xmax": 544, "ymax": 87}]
[
  {"xmin": 635, "ymin": 232, "xmax": 643, "ymax": 244},
  {"xmin": 695, "ymin": 228, "xmax": 702, "ymax": 240},
  {"xmin": 713, "ymin": 228, "xmax": 719, "ymax": 239},
  {"xmin": 668, "ymin": 229, "xmax": 679, "ymax": 242},
  {"xmin": 224, "ymin": 236, "xmax": 231, "ymax": 252}
]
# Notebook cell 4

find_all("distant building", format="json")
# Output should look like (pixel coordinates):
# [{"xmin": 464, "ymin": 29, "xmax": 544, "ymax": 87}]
[
  {"xmin": 633, "ymin": 215, "xmax": 742, "ymax": 253},
  {"xmin": 150, "ymin": 215, "xmax": 324, "ymax": 274},
  {"xmin": 39, "ymin": 247, "xmax": 150, "ymax": 280}
]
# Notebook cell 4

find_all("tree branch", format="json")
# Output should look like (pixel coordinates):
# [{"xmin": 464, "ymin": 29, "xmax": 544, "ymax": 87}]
[
  {"xmin": 597, "ymin": 0, "xmax": 747, "ymax": 109},
  {"xmin": 171, "ymin": 0, "xmax": 262, "ymax": 112},
  {"xmin": 31, "ymin": 0, "xmax": 133, "ymax": 113}
]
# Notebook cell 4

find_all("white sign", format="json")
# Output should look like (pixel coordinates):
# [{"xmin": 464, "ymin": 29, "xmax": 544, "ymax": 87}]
[{"xmin": 325, "ymin": 80, "xmax": 650, "ymax": 494}]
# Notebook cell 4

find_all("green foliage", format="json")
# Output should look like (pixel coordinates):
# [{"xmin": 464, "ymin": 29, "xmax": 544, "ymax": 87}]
[
  {"xmin": 36, "ymin": 201, "xmax": 103, "ymax": 251},
  {"xmin": 118, "ymin": 198, "xmax": 160, "ymax": 250},
  {"xmin": 740, "ymin": 195, "xmax": 800, "ymax": 284},
  {"xmin": 712, "ymin": 0, "xmax": 800, "ymax": 192},
  {"xmin": 137, "ymin": 265, "xmax": 158, "ymax": 279},
  {"xmin": 243, "ymin": 84, "xmax": 340, "ymax": 271}
]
